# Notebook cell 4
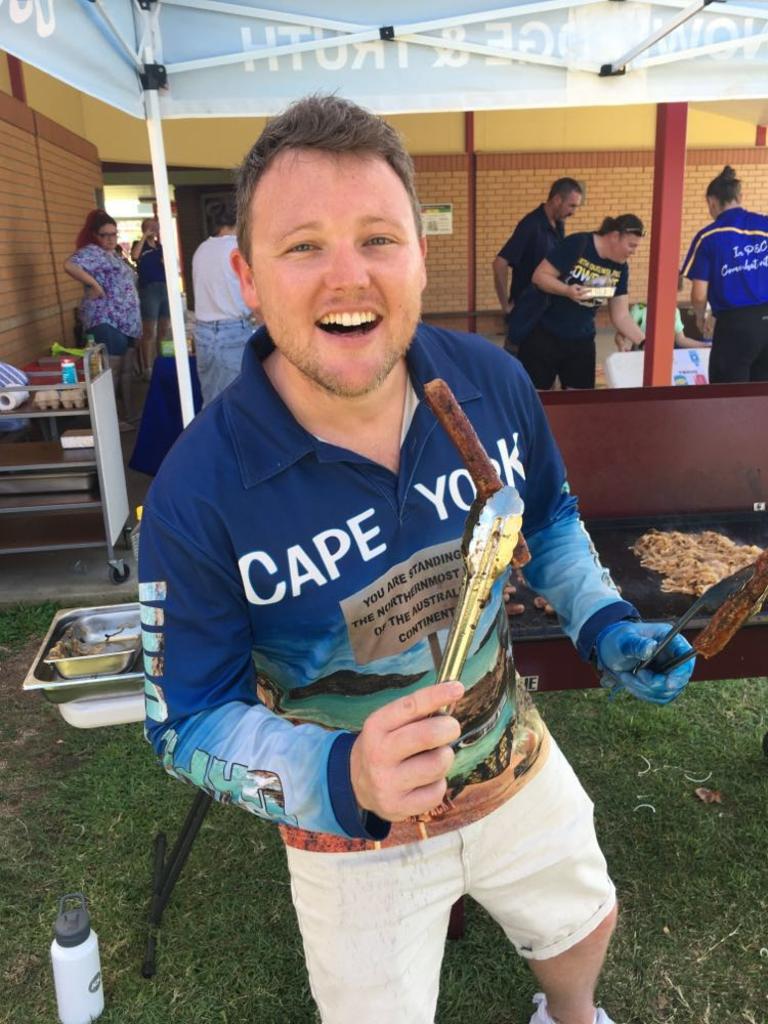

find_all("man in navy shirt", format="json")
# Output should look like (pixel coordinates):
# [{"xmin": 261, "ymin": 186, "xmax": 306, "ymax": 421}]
[
  {"xmin": 139, "ymin": 96, "xmax": 693, "ymax": 1024},
  {"xmin": 682, "ymin": 165, "xmax": 768, "ymax": 383},
  {"xmin": 493, "ymin": 179, "xmax": 584, "ymax": 352}
]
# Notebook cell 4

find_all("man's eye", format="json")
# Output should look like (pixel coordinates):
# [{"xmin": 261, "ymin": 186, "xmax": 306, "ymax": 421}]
[
  {"xmin": 366, "ymin": 236, "xmax": 394, "ymax": 246},
  {"xmin": 288, "ymin": 242, "xmax": 316, "ymax": 253}
]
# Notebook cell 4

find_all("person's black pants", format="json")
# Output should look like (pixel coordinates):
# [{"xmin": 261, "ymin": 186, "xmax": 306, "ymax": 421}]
[
  {"xmin": 710, "ymin": 302, "xmax": 768, "ymax": 383},
  {"xmin": 517, "ymin": 324, "xmax": 596, "ymax": 390}
]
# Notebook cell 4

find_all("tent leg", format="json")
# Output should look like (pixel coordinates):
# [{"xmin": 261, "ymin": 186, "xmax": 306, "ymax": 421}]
[{"xmin": 140, "ymin": 6, "xmax": 196, "ymax": 427}]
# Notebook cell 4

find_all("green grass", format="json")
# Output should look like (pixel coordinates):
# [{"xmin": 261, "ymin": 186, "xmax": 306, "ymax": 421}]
[
  {"xmin": 0, "ymin": 601, "xmax": 58, "ymax": 650},
  {"xmin": 1, "ymin": 605, "xmax": 767, "ymax": 1023}
]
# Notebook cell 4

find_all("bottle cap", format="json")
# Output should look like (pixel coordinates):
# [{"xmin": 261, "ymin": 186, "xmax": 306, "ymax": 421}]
[{"xmin": 54, "ymin": 894, "xmax": 91, "ymax": 947}]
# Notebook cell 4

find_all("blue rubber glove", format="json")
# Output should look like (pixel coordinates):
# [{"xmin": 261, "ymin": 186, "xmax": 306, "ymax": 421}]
[{"xmin": 595, "ymin": 620, "xmax": 695, "ymax": 705}]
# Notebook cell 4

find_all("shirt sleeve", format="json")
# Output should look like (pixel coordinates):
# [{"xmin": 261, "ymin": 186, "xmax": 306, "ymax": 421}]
[
  {"xmin": 497, "ymin": 232, "xmax": 518, "ymax": 266},
  {"xmin": 70, "ymin": 245, "xmax": 103, "ymax": 276},
  {"xmin": 614, "ymin": 263, "xmax": 629, "ymax": 297},
  {"xmin": 682, "ymin": 229, "xmax": 711, "ymax": 281},
  {"xmin": 546, "ymin": 233, "xmax": 583, "ymax": 279},
  {"xmin": 138, "ymin": 502, "xmax": 383, "ymax": 840}
]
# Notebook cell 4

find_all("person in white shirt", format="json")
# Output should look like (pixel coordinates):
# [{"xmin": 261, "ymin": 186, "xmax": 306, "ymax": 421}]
[{"xmin": 192, "ymin": 199, "xmax": 259, "ymax": 405}]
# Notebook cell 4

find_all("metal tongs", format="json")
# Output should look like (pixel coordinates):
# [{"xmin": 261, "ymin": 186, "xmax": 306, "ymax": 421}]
[
  {"xmin": 633, "ymin": 563, "xmax": 756, "ymax": 674},
  {"xmin": 434, "ymin": 485, "xmax": 524, "ymax": 708},
  {"xmin": 422, "ymin": 378, "xmax": 526, "ymax": 713}
]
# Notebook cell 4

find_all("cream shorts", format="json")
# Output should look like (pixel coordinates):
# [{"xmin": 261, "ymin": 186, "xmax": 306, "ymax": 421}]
[{"xmin": 286, "ymin": 736, "xmax": 616, "ymax": 1024}]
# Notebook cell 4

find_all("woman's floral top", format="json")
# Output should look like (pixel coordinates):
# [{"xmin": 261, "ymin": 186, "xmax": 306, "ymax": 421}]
[{"xmin": 70, "ymin": 244, "xmax": 142, "ymax": 338}]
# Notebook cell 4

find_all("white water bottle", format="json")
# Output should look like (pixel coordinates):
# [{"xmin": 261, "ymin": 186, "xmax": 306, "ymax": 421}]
[{"xmin": 50, "ymin": 894, "xmax": 104, "ymax": 1024}]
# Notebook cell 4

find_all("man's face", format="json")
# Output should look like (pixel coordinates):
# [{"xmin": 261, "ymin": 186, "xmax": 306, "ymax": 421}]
[
  {"xmin": 233, "ymin": 149, "xmax": 427, "ymax": 400},
  {"xmin": 553, "ymin": 190, "xmax": 582, "ymax": 220}
]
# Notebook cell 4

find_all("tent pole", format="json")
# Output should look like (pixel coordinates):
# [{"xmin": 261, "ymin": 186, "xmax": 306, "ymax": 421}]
[
  {"xmin": 138, "ymin": 3, "xmax": 195, "ymax": 428},
  {"xmin": 143, "ymin": 89, "xmax": 195, "ymax": 426},
  {"xmin": 465, "ymin": 111, "xmax": 476, "ymax": 335},
  {"xmin": 644, "ymin": 102, "xmax": 687, "ymax": 388}
]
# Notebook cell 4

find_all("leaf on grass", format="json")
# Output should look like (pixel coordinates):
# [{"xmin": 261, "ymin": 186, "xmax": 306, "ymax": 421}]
[{"xmin": 694, "ymin": 786, "xmax": 723, "ymax": 804}]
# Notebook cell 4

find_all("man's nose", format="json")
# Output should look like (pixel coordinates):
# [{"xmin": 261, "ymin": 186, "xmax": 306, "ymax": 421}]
[{"xmin": 323, "ymin": 244, "xmax": 371, "ymax": 290}]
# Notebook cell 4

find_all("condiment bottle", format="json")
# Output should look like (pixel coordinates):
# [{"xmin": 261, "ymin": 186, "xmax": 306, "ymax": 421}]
[
  {"xmin": 61, "ymin": 359, "xmax": 77, "ymax": 386},
  {"xmin": 83, "ymin": 334, "xmax": 102, "ymax": 377}
]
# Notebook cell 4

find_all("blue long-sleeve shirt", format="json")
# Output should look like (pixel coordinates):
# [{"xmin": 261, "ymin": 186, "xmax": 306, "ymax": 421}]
[{"xmin": 138, "ymin": 324, "xmax": 635, "ymax": 849}]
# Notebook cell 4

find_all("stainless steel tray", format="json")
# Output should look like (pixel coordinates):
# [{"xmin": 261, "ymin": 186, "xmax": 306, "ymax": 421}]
[
  {"xmin": 24, "ymin": 604, "xmax": 144, "ymax": 702},
  {"xmin": 45, "ymin": 642, "xmax": 139, "ymax": 680},
  {"xmin": 0, "ymin": 471, "xmax": 97, "ymax": 495}
]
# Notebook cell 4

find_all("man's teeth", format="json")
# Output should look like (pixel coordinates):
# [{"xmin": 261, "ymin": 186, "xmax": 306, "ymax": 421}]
[{"xmin": 318, "ymin": 312, "xmax": 377, "ymax": 327}]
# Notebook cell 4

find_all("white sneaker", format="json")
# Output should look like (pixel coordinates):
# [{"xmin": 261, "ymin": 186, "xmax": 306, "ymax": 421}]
[{"xmin": 528, "ymin": 991, "xmax": 615, "ymax": 1024}]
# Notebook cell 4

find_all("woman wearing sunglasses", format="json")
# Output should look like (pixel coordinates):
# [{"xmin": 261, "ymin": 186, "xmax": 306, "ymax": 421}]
[
  {"xmin": 64, "ymin": 209, "xmax": 142, "ymax": 423},
  {"xmin": 519, "ymin": 214, "xmax": 647, "ymax": 390}
]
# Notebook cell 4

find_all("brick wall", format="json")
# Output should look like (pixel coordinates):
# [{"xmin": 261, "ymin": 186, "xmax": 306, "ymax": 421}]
[
  {"xmin": 415, "ymin": 148, "xmax": 768, "ymax": 316},
  {"xmin": 0, "ymin": 92, "xmax": 101, "ymax": 367},
  {"xmin": 415, "ymin": 156, "xmax": 469, "ymax": 314}
]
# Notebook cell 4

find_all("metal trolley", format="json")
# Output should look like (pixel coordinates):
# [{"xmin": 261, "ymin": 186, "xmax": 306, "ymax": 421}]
[{"xmin": 0, "ymin": 345, "xmax": 130, "ymax": 584}]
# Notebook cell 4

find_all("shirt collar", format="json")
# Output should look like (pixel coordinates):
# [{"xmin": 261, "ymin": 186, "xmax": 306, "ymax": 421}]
[
  {"xmin": 222, "ymin": 323, "xmax": 481, "ymax": 488},
  {"xmin": 535, "ymin": 203, "xmax": 564, "ymax": 238},
  {"xmin": 713, "ymin": 206, "xmax": 744, "ymax": 225}
]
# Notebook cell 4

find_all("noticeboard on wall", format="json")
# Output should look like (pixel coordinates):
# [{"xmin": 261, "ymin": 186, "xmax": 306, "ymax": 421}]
[{"xmin": 421, "ymin": 204, "xmax": 453, "ymax": 236}]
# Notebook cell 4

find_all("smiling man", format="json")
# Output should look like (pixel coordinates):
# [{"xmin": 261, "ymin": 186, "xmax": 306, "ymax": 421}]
[{"xmin": 138, "ymin": 96, "xmax": 693, "ymax": 1024}]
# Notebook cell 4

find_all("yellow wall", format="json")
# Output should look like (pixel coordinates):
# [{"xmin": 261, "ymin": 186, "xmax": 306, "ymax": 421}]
[
  {"xmin": 388, "ymin": 112, "xmax": 465, "ymax": 154},
  {"xmin": 687, "ymin": 108, "xmax": 756, "ymax": 147},
  {"xmin": 476, "ymin": 105, "xmax": 757, "ymax": 151},
  {"xmin": 477, "ymin": 105, "xmax": 656, "ymax": 151},
  {"xmin": 23, "ymin": 65, "xmax": 87, "ymax": 137}
]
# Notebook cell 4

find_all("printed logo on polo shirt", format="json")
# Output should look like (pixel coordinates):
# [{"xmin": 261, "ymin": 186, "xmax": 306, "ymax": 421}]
[
  {"xmin": 236, "ymin": 434, "xmax": 525, "ymax": 608},
  {"xmin": 568, "ymin": 259, "xmax": 621, "ymax": 307}
]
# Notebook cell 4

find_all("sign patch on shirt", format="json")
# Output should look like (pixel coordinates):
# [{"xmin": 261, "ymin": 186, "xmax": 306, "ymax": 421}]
[{"xmin": 341, "ymin": 539, "xmax": 463, "ymax": 663}]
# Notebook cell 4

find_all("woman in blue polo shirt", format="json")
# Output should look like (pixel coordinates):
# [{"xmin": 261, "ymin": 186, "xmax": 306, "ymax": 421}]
[{"xmin": 682, "ymin": 165, "xmax": 768, "ymax": 383}]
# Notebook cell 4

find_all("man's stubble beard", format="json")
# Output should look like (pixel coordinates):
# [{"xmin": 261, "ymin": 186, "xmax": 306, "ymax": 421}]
[{"xmin": 268, "ymin": 306, "xmax": 422, "ymax": 400}]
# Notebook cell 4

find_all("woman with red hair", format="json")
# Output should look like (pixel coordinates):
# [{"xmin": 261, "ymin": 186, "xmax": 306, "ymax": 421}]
[{"xmin": 64, "ymin": 209, "xmax": 142, "ymax": 421}]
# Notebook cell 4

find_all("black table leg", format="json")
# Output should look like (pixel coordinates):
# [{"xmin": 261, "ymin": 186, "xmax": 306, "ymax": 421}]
[
  {"xmin": 447, "ymin": 896, "xmax": 465, "ymax": 941},
  {"xmin": 141, "ymin": 789, "xmax": 213, "ymax": 978}
]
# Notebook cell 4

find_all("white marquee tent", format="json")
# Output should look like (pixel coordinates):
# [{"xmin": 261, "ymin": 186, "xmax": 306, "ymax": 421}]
[{"xmin": 5, "ymin": 0, "xmax": 768, "ymax": 419}]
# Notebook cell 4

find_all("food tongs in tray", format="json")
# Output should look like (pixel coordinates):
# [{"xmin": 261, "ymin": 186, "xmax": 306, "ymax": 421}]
[{"xmin": 637, "ymin": 553, "xmax": 768, "ymax": 673}]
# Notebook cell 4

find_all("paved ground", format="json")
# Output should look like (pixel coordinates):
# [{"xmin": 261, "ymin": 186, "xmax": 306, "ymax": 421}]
[{"xmin": 0, "ymin": 427, "xmax": 149, "ymax": 609}]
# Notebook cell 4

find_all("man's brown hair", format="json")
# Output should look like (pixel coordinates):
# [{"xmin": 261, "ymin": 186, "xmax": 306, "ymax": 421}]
[{"xmin": 235, "ymin": 94, "xmax": 422, "ymax": 259}]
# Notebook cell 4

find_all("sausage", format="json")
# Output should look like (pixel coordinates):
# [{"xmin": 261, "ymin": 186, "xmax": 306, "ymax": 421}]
[
  {"xmin": 423, "ymin": 378, "xmax": 531, "ymax": 568},
  {"xmin": 423, "ymin": 379, "xmax": 503, "ymax": 503},
  {"xmin": 511, "ymin": 535, "xmax": 531, "ymax": 568},
  {"xmin": 694, "ymin": 549, "xmax": 768, "ymax": 658}
]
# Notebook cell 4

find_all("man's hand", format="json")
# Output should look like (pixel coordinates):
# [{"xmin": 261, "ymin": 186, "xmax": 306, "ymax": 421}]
[
  {"xmin": 350, "ymin": 681, "xmax": 464, "ymax": 821},
  {"xmin": 596, "ymin": 621, "xmax": 694, "ymax": 705}
]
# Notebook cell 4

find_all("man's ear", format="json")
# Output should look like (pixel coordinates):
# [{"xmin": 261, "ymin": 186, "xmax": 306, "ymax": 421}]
[{"xmin": 231, "ymin": 248, "xmax": 260, "ymax": 311}]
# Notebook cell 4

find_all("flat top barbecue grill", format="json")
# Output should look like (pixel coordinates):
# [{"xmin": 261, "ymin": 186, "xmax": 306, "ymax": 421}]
[{"xmin": 512, "ymin": 382, "xmax": 768, "ymax": 690}]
